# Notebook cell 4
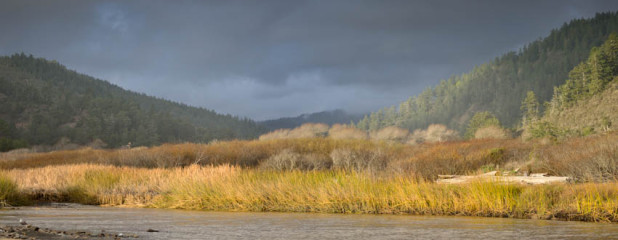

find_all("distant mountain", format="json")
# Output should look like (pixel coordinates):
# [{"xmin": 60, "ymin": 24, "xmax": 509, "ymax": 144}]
[
  {"xmin": 356, "ymin": 12, "xmax": 618, "ymax": 134},
  {"xmin": 259, "ymin": 109, "xmax": 364, "ymax": 130},
  {"xmin": 0, "ymin": 54, "xmax": 266, "ymax": 150}
]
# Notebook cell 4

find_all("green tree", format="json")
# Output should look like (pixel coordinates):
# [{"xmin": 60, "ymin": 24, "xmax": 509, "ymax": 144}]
[
  {"xmin": 521, "ymin": 91, "xmax": 540, "ymax": 127},
  {"xmin": 356, "ymin": 116, "xmax": 369, "ymax": 130}
]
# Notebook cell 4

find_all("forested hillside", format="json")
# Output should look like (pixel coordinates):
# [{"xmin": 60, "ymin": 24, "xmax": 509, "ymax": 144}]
[
  {"xmin": 0, "ymin": 54, "xmax": 265, "ymax": 150},
  {"xmin": 523, "ymin": 34, "xmax": 618, "ymax": 138},
  {"xmin": 355, "ymin": 12, "xmax": 618, "ymax": 134},
  {"xmin": 259, "ymin": 109, "xmax": 364, "ymax": 131}
]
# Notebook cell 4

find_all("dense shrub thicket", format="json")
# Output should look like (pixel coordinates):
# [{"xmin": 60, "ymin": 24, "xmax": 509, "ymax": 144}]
[{"xmin": 2, "ymin": 133, "xmax": 616, "ymax": 182}]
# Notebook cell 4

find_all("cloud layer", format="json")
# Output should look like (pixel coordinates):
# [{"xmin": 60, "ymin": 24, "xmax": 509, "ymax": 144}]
[{"xmin": 1, "ymin": 0, "xmax": 617, "ymax": 120}]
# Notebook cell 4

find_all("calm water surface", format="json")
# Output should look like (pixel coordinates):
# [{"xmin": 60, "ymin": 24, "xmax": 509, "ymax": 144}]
[{"xmin": 0, "ymin": 205, "xmax": 617, "ymax": 239}]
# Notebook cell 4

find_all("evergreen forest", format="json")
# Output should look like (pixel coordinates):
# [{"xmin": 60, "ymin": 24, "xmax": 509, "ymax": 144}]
[
  {"xmin": 355, "ymin": 12, "xmax": 618, "ymax": 135},
  {"xmin": 0, "ymin": 54, "xmax": 266, "ymax": 150}
]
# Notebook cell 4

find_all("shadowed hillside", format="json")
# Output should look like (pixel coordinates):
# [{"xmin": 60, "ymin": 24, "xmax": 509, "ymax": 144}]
[{"xmin": 0, "ymin": 54, "xmax": 266, "ymax": 150}]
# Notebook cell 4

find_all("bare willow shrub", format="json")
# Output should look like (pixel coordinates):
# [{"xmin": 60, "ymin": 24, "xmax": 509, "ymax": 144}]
[
  {"xmin": 424, "ymin": 124, "xmax": 459, "ymax": 142},
  {"xmin": 260, "ymin": 149, "xmax": 331, "ymax": 171},
  {"xmin": 407, "ymin": 124, "xmax": 459, "ymax": 144},
  {"xmin": 474, "ymin": 126, "xmax": 510, "ymax": 140},
  {"xmin": 389, "ymin": 139, "xmax": 526, "ymax": 180},
  {"xmin": 0, "ymin": 148, "xmax": 106, "ymax": 169},
  {"xmin": 370, "ymin": 126, "xmax": 409, "ymax": 142},
  {"xmin": 330, "ymin": 148, "xmax": 388, "ymax": 172},
  {"xmin": 328, "ymin": 124, "xmax": 368, "ymax": 140},
  {"xmin": 104, "ymin": 147, "xmax": 178, "ymax": 168},
  {"xmin": 288, "ymin": 123, "xmax": 330, "ymax": 138},
  {"xmin": 0, "ymin": 148, "xmax": 35, "ymax": 161},
  {"xmin": 232, "ymin": 145, "xmax": 267, "ymax": 167},
  {"xmin": 164, "ymin": 142, "xmax": 267, "ymax": 167},
  {"xmin": 101, "ymin": 144, "xmax": 211, "ymax": 168},
  {"xmin": 536, "ymin": 133, "xmax": 618, "ymax": 182},
  {"xmin": 407, "ymin": 130, "xmax": 425, "ymax": 145},
  {"xmin": 112, "ymin": 149, "xmax": 148, "ymax": 167},
  {"xmin": 259, "ymin": 123, "xmax": 329, "ymax": 140},
  {"xmin": 259, "ymin": 129, "xmax": 291, "ymax": 140}
]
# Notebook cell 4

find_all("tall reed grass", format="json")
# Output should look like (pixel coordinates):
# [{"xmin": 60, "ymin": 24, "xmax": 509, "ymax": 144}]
[
  {"xmin": 0, "ymin": 172, "xmax": 25, "ymax": 206},
  {"xmin": 2, "ymin": 164, "xmax": 617, "ymax": 222}
]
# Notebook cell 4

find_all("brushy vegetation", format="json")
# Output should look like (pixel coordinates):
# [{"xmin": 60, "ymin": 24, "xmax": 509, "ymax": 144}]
[
  {"xmin": 1, "ymin": 132, "xmax": 617, "ymax": 182},
  {"xmin": 259, "ymin": 123, "xmax": 330, "ymax": 140},
  {"xmin": 1, "ymin": 164, "xmax": 617, "ymax": 222},
  {"xmin": 474, "ymin": 126, "xmax": 511, "ymax": 140},
  {"xmin": 408, "ymin": 124, "xmax": 460, "ymax": 144},
  {"xmin": 260, "ymin": 149, "xmax": 331, "ymax": 171},
  {"xmin": 533, "ymin": 134, "xmax": 618, "ymax": 182},
  {"xmin": 260, "ymin": 123, "xmax": 459, "ymax": 144},
  {"xmin": 328, "ymin": 124, "xmax": 368, "ymax": 140}
]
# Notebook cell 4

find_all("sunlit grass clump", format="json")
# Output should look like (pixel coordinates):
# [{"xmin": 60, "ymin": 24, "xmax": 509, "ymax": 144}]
[{"xmin": 0, "ymin": 172, "xmax": 26, "ymax": 206}]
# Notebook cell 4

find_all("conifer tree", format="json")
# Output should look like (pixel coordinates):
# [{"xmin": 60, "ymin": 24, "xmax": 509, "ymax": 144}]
[{"xmin": 521, "ymin": 91, "xmax": 540, "ymax": 127}]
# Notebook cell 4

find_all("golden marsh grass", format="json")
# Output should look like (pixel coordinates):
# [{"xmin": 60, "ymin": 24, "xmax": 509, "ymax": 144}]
[
  {"xmin": 0, "ymin": 133, "xmax": 616, "ymax": 222},
  {"xmin": 1, "ymin": 164, "xmax": 616, "ymax": 222}
]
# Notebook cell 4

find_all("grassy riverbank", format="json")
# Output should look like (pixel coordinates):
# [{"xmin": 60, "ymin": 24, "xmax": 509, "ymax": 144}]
[
  {"xmin": 0, "ymin": 164, "xmax": 616, "ymax": 222},
  {"xmin": 0, "ymin": 133, "xmax": 616, "ymax": 222}
]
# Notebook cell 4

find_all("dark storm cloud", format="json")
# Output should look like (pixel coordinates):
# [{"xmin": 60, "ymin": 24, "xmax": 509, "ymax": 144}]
[{"xmin": 1, "ymin": 0, "xmax": 617, "ymax": 119}]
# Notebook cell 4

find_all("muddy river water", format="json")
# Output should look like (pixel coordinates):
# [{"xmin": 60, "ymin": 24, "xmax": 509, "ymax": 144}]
[{"xmin": 0, "ymin": 205, "xmax": 617, "ymax": 239}]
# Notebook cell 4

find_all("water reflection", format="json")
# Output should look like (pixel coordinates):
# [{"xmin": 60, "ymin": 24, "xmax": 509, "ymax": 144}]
[{"xmin": 0, "ymin": 206, "xmax": 616, "ymax": 239}]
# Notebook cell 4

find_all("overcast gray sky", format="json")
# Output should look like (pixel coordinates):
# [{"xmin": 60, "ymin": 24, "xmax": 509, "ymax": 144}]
[{"xmin": 1, "ymin": 1, "xmax": 617, "ymax": 120}]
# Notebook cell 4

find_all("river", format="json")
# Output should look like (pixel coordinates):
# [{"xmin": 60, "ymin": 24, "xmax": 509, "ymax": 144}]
[{"xmin": 0, "ymin": 205, "xmax": 616, "ymax": 239}]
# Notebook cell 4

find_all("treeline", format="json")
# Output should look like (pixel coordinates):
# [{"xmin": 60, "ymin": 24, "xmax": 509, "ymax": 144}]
[
  {"xmin": 0, "ymin": 54, "xmax": 266, "ymax": 150},
  {"xmin": 355, "ymin": 12, "xmax": 618, "ymax": 134}
]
